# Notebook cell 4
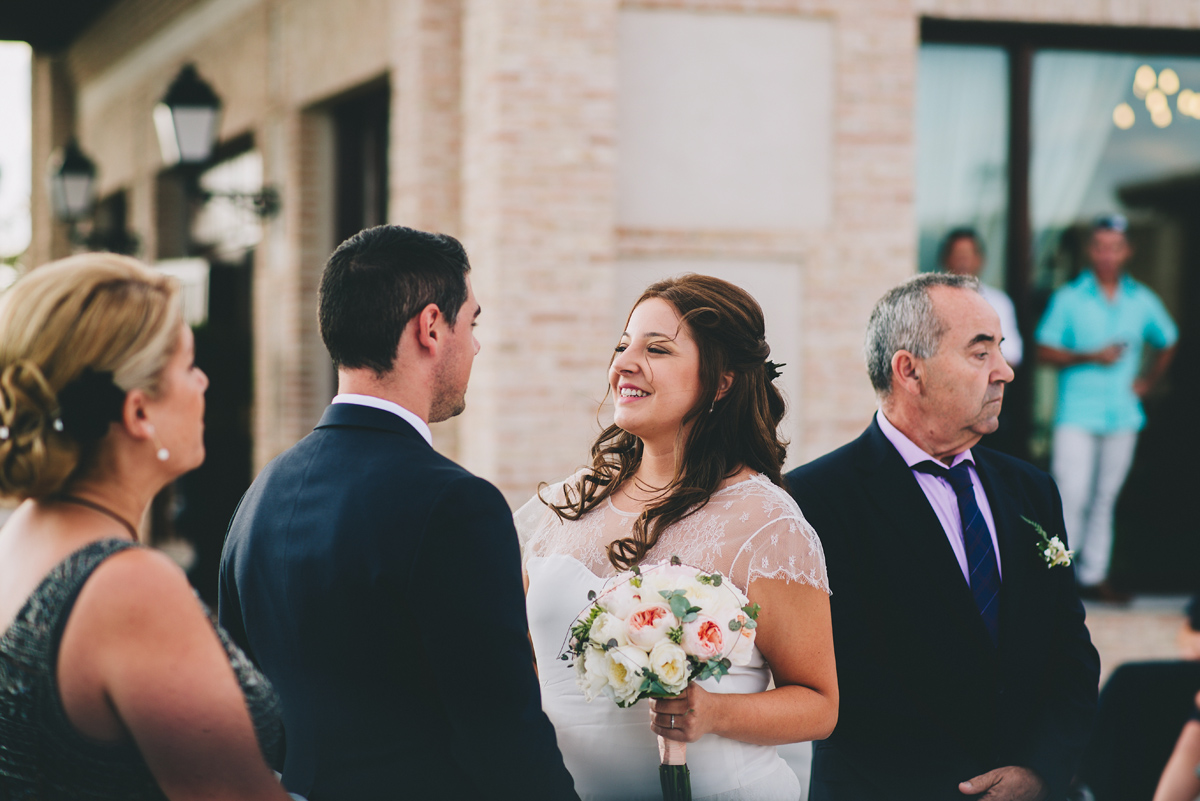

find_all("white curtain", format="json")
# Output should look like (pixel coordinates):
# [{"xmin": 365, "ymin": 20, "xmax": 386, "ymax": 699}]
[
  {"xmin": 1030, "ymin": 51, "xmax": 1139, "ymax": 236},
  {"xmin": 915, "ymin": 45, "xmax": 1010, "ymax": 285}
]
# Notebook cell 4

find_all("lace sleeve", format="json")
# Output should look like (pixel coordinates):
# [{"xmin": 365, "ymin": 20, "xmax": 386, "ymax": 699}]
[
  {"xmin": 647, "ymin": 475, "xmax": 830, "ymax": 594},
  {"xmin": 731, "ymin": 512, "xmax": 830, "ymax": 594},
  {"xmin": 514, "ymin": 492, "xmax": 550, "ymax": 553},
  {"xmin": 512, "ymin": 478, "xmax": 572, "ymax": 570}
]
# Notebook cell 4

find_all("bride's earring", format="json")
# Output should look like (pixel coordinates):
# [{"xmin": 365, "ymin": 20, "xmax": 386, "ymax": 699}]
[{"xmin": 145, "ymin": 423, "xmax": 170, "ymax": 462}]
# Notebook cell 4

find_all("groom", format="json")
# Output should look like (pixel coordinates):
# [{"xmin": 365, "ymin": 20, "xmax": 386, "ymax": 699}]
[
  {"xmin": 219, "ymin": 226, "xmax": 578, "ymax": 800},
  {"xmin": 788, "ymin": 274, "xmax": 1099, "ymax": 800}
]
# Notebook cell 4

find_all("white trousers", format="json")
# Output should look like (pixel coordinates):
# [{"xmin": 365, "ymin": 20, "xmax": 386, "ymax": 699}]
[{"xmin": 1051, "ymin": 426, "xmax": 1139, "ymax": 587}]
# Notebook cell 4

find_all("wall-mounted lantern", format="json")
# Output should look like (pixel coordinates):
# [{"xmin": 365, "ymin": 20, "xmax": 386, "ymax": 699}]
[
  {"xmin": 48, "ymin": 139, "xmax": 97, "ymax": 223},
  {"xmin": 154, "ymin": 64, "xmax": 223, "ymax": 166},
  {"xmin": 153, "ymin": 64, "xmax": 280, "ymax": 219}
]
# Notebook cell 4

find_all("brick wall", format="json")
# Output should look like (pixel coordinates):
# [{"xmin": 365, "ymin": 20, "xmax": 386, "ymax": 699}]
[
  {"xmin": 459, "ymin": 0, "xmax": 620, "ymax": 501},
  {"xmin": 27, "ymin": 0, "xmax": 1200, "ymax": 504}
]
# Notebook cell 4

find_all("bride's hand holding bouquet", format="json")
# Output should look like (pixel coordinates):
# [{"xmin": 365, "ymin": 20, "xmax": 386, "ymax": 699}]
[{"xmin": 561, "ymin": 557, "xmax": 761, "ymax": 800}]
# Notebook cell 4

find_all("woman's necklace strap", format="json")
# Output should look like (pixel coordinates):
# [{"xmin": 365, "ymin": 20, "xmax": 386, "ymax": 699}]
[{"xmin": 55, "ymin": 494, "xmax": 140, "ymax": 541}]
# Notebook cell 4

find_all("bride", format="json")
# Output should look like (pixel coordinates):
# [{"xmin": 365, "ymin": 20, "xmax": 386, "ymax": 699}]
[{"xmin": 516, "ymin": 274, "xmax": 838, "ymax": 800}]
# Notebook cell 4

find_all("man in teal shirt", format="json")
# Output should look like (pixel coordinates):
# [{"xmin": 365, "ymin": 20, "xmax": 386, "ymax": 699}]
[{"xmin": 1036, "ymin": 215, "xmax": 1177, "ymax": 600}]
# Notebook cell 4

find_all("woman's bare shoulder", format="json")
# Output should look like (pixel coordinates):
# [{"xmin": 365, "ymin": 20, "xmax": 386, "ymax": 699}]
[{"xmin": 70, "ymin": 545, "xmax": 207, "ymax": 637}]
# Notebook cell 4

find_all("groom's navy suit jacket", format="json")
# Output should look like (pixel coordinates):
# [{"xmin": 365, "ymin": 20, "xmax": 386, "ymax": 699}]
[
  {"xmin": 219, "ymin": 403, "xmax": 578, "ymax": 800},
  {"xmin": 787, "ymin": 419, "xmax": 1099, "ymax": 801}
]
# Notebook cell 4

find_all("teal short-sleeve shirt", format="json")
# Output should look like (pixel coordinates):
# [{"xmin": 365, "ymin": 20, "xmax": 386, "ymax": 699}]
[{"xmin": 1035, "ymin": 270, "xmax": 1177, "ymax": 433}]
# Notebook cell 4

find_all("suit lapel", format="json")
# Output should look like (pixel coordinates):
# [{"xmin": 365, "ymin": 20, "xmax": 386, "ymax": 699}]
[{"xmin": 854, "ymin": 421, "xmax": 994, "ymax": 656}]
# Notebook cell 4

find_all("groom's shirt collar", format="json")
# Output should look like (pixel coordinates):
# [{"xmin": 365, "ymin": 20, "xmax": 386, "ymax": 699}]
[
  {"xmin": 876, "ymin": 409, "xmax": 1002, "ymax": 581},
  {"xmin": 332, "ymin": 393, "xmax": 433, "ymax": 447}
]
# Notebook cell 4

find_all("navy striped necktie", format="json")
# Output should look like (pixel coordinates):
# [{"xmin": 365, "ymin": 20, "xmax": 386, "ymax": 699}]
[{"xmin": 915, "ymin": 460, "xmax": 1001, "ymax": 647}]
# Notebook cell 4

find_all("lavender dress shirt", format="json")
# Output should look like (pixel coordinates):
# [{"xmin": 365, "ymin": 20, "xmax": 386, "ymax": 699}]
[{"xmin": 876, "ymin": 410, "xmax": 1003, "ymax": 582}]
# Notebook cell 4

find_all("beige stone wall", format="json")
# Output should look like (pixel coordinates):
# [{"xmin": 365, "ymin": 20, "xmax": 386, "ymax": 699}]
[
  {"xmin": 814, "ymin": 0, "xmax": 920, "ymax": 460},
  {"xmin": 392, "ymin": 0, "xmax": 466, "ymax": 459},
  {"xmin": 29, "ymin": 0, "xmax": 1200, "ymax": 505},
  {"xmin": 458, "ymin": 0, "xmax": 620, "ymax": 500}
]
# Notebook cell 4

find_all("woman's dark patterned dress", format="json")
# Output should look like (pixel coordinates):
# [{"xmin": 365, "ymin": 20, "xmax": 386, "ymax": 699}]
[{"xmin": 0, "ymin": 539, "xmax": 284, "ymax": 800}]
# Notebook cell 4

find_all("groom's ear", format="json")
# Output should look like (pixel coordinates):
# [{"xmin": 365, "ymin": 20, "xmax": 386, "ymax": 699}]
[
  {"xmin": 891, "ymin": 350, "xmax": 923, "ymax": 396},
  {"xmin": 414, "ymin": 303, "xmax": 445, "ymax": 355}
]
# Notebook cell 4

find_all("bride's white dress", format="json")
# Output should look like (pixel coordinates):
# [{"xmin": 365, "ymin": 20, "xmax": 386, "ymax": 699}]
[{"xmin": 516, "ymin": 473, "xmax": 830, "ymax": 801}]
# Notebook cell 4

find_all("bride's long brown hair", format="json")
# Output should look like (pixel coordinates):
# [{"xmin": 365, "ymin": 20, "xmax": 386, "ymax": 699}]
[{"xmin": 542, "ymin": 274, "xmax": 788, "ymax": 571}]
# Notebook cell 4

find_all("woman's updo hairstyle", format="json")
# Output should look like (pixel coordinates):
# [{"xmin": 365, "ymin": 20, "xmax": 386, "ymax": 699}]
[
  {"xmin": 0, "ymin": 253, "xmax": 182, "ymax": 499},
  {"xmin": 546, "ymin": 273, "xmax": 789, "ymax": 571}
]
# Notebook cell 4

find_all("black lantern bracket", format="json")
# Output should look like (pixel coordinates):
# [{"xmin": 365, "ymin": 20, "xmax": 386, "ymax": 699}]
[{"xmin": 196, "ymin": 185, "xmax": 282, "ymax": 220}]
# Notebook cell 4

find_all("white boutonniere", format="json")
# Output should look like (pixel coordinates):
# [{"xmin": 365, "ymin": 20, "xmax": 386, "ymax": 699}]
[{"xmin": 1022, "ymin": 516, "xmax": 1074, "ymax": 568}]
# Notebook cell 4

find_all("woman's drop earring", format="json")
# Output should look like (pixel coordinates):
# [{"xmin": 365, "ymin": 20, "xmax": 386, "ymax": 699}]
[{"xmin": 145, "ymin": 423, "xmax": 170, "ymax": 462}]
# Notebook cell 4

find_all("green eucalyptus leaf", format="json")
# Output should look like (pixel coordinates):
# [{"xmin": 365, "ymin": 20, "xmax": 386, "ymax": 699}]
[{"xmin": 667, "ymin": 594, "xmax": 693, "ymax": 621}]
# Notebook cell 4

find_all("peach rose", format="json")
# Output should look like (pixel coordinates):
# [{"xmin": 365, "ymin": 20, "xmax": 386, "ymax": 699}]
[
  {"xmin": 626, "ymin": 602, "xmax": 677, "ymax": 650},
  {"xmin": 680, "ymin": 615, "xmax": 725, "ymax": 660}
]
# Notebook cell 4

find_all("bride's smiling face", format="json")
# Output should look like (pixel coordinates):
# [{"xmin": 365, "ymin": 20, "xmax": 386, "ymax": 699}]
[{"xmin": 609, "ymin": 298, "xmax": 704, "ymax": 444}]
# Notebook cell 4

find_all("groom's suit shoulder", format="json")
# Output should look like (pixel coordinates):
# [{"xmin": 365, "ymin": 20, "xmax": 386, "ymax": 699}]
[
  {"xmin": 249, "ymin": 402, "xmax": 498, "ymax": 506},
  {"xmin": 225, "ymin": 404, "xmax": 515, "ymax": 587}
]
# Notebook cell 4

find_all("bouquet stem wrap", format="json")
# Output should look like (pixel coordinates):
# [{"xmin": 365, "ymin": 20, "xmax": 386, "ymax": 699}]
[{"xmin": 657, "ymin": 738, "xmax": 690, "ymax": 800}]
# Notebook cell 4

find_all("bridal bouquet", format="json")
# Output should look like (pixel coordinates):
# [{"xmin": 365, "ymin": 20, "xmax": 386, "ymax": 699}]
[{"xmin": 560, "ymin": 556, "xmax": 761, "ymax": 801}]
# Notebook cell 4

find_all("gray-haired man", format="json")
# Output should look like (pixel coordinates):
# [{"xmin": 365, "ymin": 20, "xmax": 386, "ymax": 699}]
[{"xmin": 787, "ymin": 274, "xmax": 1099, "ymax": 800}]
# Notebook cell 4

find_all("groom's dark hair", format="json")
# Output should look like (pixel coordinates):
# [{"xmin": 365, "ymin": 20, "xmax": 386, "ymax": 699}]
[{"xmin": 319, "ymin": 225, "xmax": 471, "ymax": 375}]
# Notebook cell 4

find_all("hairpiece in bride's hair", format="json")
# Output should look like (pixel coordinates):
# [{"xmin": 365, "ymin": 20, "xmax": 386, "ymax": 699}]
[{"xmin": 764, "ymin": 361, "xmax": 785, "ymax": 382}]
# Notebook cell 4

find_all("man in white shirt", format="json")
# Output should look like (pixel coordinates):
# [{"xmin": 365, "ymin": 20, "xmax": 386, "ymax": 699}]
[{"xmin": 940, "ymin": 228, "xmax": 1023, "ymax": 367}]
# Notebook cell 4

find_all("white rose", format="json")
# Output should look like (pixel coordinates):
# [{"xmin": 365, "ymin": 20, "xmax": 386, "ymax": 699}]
[
  {"xmin": 575, "ymin": 645, "xmax": 611, "ymax": 702},
  {"xmin": 605, "ymin": 645, "xmax": 650, "ymax": 705},
  {"xmin": 648, "ymin": 641, "xmax": 690, "ymax": 696},
  {"xmin": 681, "ymin": 579, "xmax": 717, "ymax": 610},
  {"xmin": 642, "ymin": 565, "xmax": 746, "ymax": 621},
  {"xmin": 598, "ymin": 580, "xmax": 644, "ymax": 619},
  {"xmin": 588, "ymin": 612, "xmax": 628, "ymax": 648},
  {"xmin": 639, "ymin": 564, "xmax": 696, "ymax": 597}
]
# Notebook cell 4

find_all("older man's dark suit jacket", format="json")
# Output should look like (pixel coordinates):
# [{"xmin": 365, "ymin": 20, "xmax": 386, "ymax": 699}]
[
  {"xmin": 219, "ymin": 403, "xmax": 578, "ymax": 801},
  {"xmin": 786, "ymin": 418, "xmax": 1099, "ymax": 801}
]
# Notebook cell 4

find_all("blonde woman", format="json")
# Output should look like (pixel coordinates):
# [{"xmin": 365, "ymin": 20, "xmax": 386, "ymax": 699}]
[{"xmin": 0, "ymin": 254, "xmax": 291, "ymax": 800}]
